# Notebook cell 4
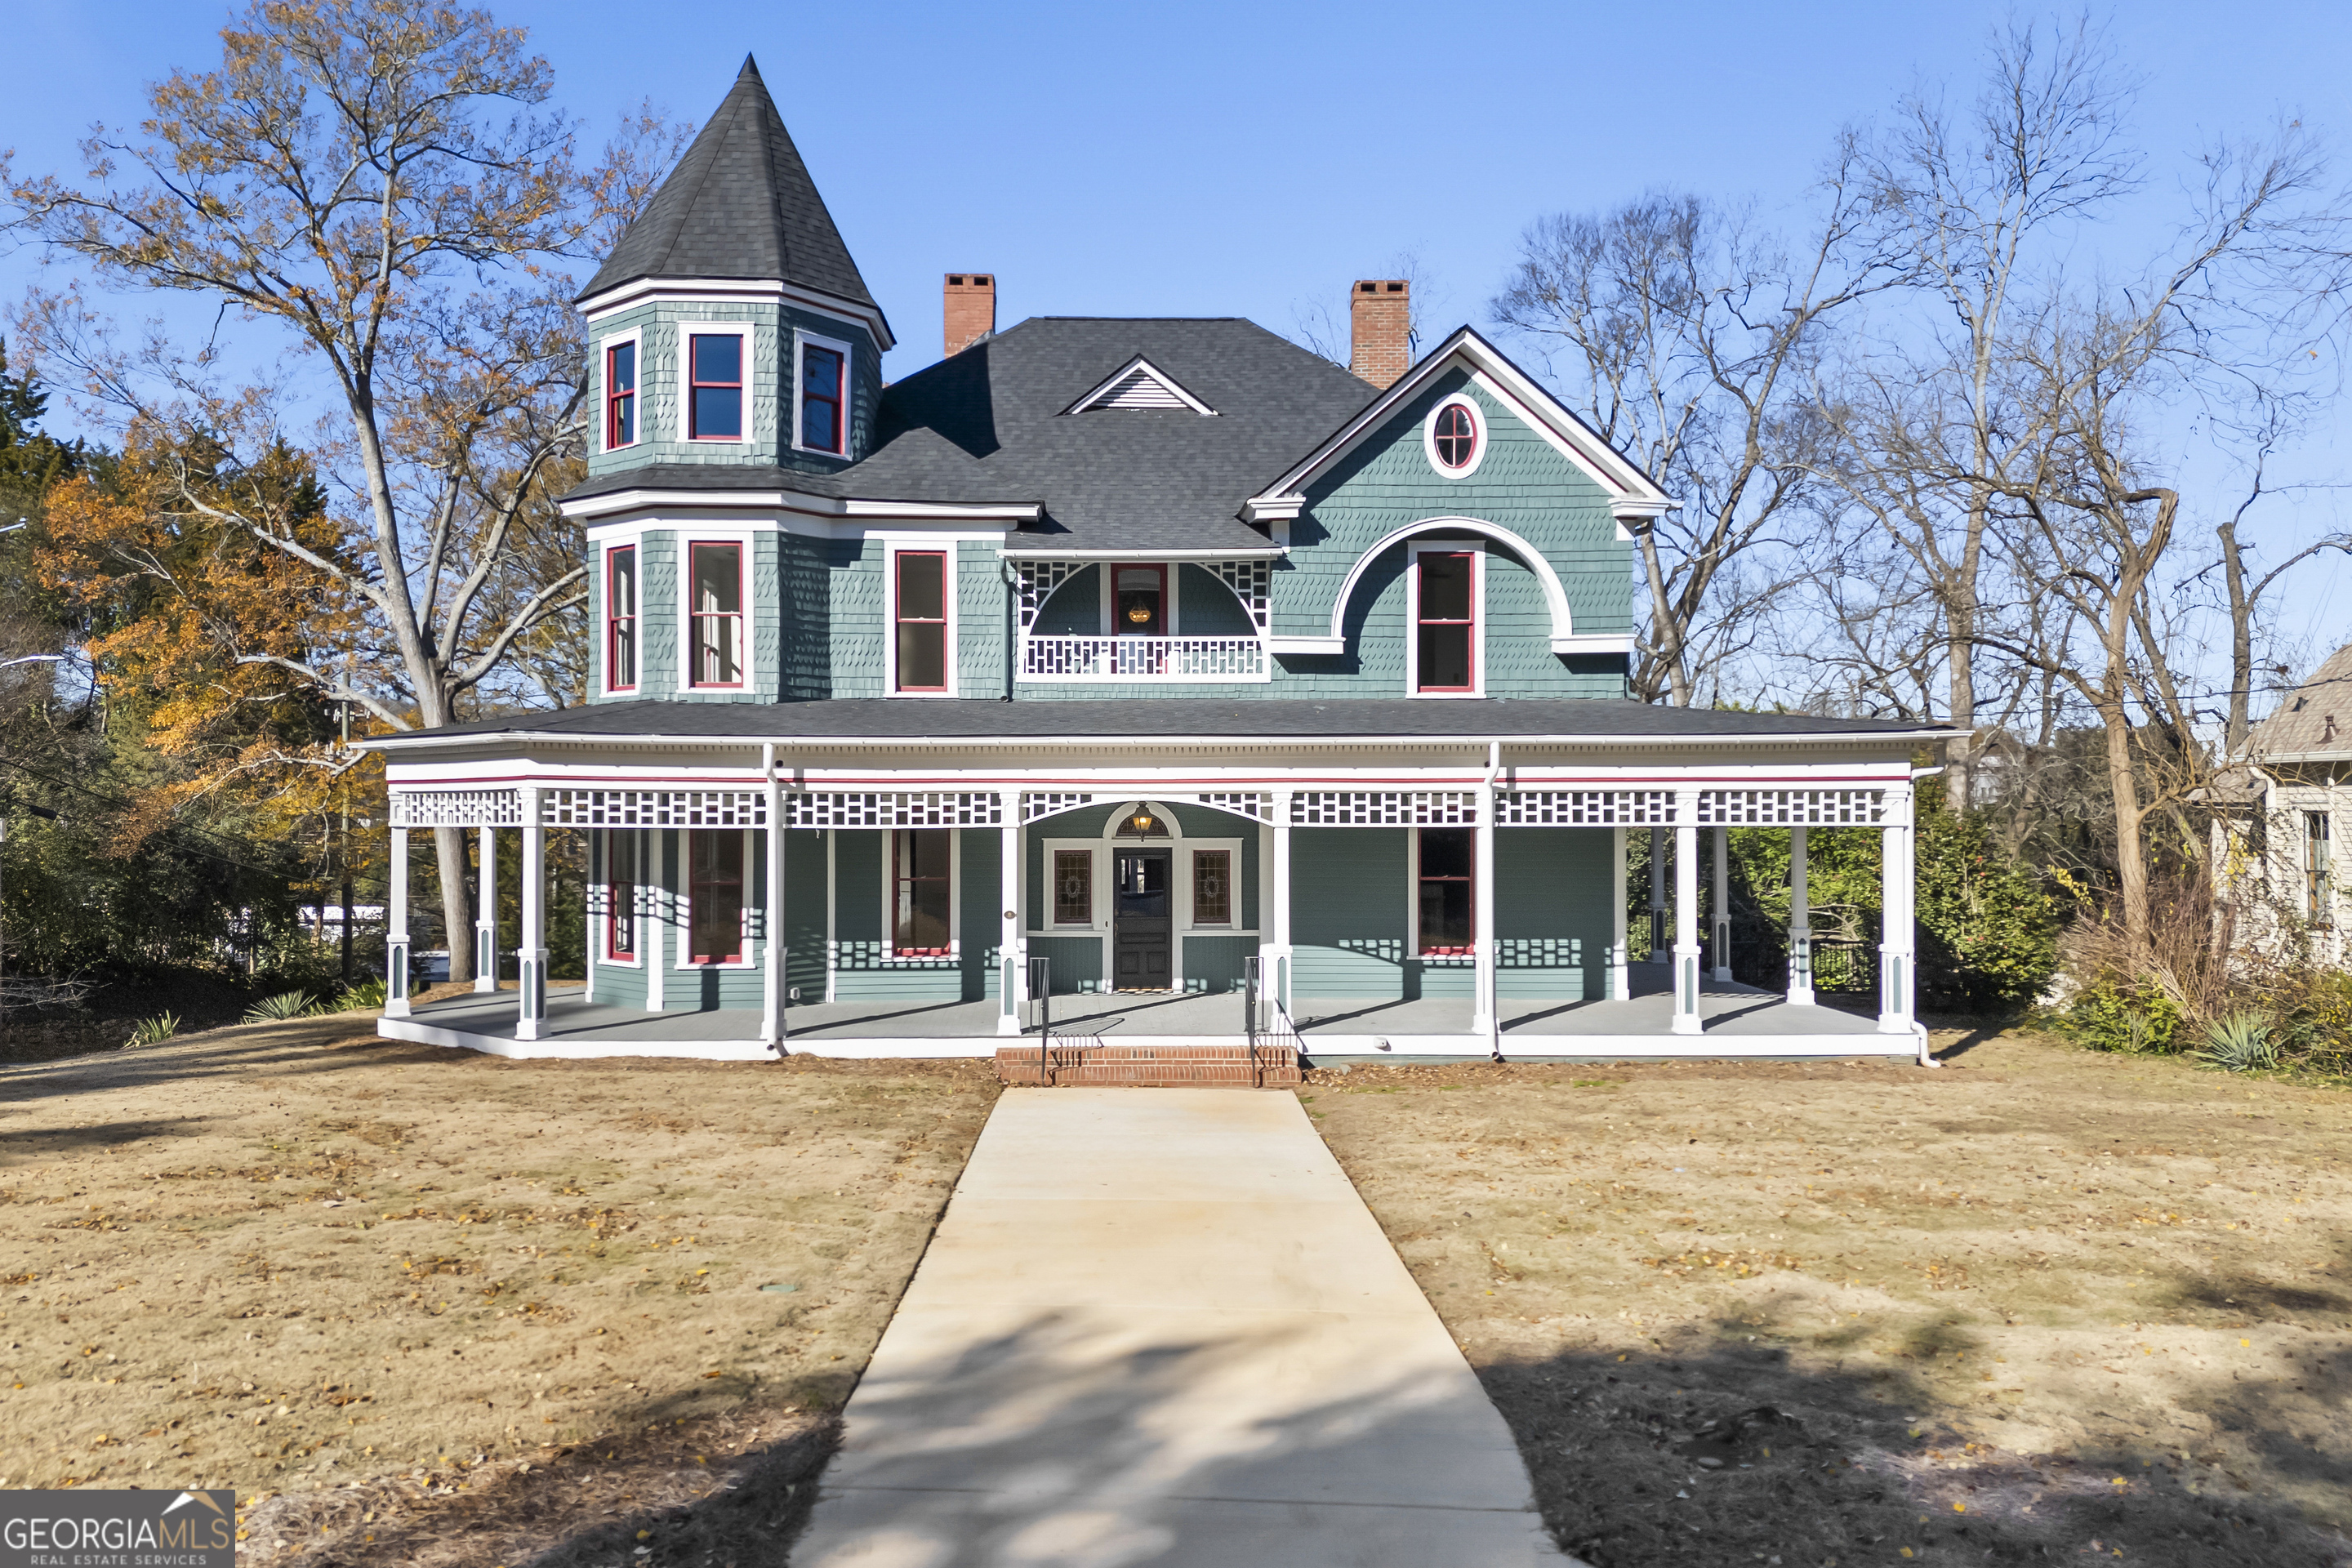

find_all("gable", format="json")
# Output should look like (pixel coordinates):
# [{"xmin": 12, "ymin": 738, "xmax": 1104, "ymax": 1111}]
[{"xmin": 1061, "ymin": 355, "xmax": 1218, "ymax": 416}]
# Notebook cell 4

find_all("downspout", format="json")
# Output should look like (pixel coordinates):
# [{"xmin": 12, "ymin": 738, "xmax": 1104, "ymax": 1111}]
[
  {"xmin": 1482, "ymin": 740, "xmax": 1503, "ymax": 1063},
  {"xmin": 1905, "ymin": 765, "xmax": 1944, "ymax": 1067},
  {"xmin": 1001, "ymin": 561, "xmax": 1018, "ymax": 701}
]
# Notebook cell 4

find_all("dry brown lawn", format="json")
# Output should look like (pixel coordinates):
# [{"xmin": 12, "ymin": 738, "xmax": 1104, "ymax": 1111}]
[
  {"xmin": 0, "ymin": 1013, "xmax": 999, "ymax": 1566},
  {"xmin": 1306, "ymin": 1027, "xmax": 2352, "ymax": 1568}
]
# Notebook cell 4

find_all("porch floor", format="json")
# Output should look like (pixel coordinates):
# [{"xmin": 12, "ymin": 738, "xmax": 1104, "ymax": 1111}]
[{"xmin": 390, "ymin": 963, "xmax": 1886, "ymax": 1051}]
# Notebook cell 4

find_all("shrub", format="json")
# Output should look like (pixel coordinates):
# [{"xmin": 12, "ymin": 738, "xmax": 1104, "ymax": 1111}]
[
  {"xmin": 2054, "ymin": 978, "xmax": 2185, "ymax": 1054},
  {"xmin": 125, "ymin": 1012, "xmax": 180, "ymax": 1047},
  {"xmin": 241, "ymin": 990, "xmax": 316, "ymax": 1022},
  {"xmin": 1914, "ymin": 804, "xmax": 2060, "ymax": 1012},
  {"xmin": 319, "ymin": 978, "xmax": 387, "ymax": 1013},
  {"xmin": 2196, "ymin": 1012, "xmax": 2278, "ymax": 1072}
]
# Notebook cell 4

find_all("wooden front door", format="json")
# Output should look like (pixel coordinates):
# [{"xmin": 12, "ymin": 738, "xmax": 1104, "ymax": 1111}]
[{"xmin": 1113, "ymin": 849, "xmax": 1172, "ymax": 990}]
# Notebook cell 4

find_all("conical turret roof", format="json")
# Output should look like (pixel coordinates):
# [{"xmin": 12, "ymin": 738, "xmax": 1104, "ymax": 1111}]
[{"xmin": 581, "ymin": 56, "xmax": 875, "ymax": 309}]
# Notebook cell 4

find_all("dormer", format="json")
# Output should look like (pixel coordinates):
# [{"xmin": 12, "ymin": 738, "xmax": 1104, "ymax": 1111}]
[{"xmin": 576, "ymin": 56, "xmax": 893, "ymax": 479}]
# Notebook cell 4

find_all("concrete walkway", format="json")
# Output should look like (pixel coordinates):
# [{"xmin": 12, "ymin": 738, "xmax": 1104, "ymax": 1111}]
[{"xmin": 791, "ymin": 1089, "xmax": 1579, "ymax": 1567}]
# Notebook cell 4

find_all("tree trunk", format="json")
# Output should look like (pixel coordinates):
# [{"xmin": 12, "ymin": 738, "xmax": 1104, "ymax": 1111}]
[
  {"xmin": 2102, "ymin": 700, "xmax": 2152, "ymax": 951},
  {"xmin": 2217, "ymin": 516, "xmax": 2255, "ymax": 756},
  {"xmin": 435, "ymin": 824, "xmax": 474, "ymax": 985}
]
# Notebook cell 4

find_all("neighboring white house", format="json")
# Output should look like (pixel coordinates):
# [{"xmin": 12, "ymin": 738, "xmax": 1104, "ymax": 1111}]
[{"xmin": 2213, "ymin": 642, "xmax": 2348, "ymax": 966}]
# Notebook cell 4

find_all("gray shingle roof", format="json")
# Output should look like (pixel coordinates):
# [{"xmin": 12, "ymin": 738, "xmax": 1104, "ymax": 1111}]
[
  {"xmin": 563, "ymin": 317, "xmax": 1380, "ymax": 550},
  {"xmin": 372, "ymin": 697, "xmax": 1948, "ymax": 749},
  {"xmin": 2248, "ymin": 640, "xmax": 2352, "ymax": 759},
  {"xmin": 580, "ymin": 56, "xmax": 875, "ymax": 309}
]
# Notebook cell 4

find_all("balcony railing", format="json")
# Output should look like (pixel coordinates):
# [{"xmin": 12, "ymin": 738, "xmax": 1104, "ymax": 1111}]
[{"xmin": 1020, "ymin": 635, "xmax": 1269, "ymax": 683}]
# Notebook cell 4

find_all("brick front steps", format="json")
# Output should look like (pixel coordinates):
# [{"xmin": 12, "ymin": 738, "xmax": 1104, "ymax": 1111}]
[{"xmin": 994, "ymin": 1044, "xmax": 1302, "ymax": 1088}]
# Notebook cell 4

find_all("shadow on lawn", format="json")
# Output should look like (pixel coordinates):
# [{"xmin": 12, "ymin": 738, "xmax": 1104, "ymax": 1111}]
[{"xmin": 1475, "ymin": 1311, "xmax": 2352, "ymax": 1568}]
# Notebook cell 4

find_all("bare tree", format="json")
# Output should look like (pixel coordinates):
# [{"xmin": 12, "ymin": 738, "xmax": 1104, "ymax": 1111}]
[
  {"xmin": 1490, "ymin": 149, "xmax": 1903, "ymax": 706},
  {"xmin": 1820, "ymin": 16, "xmax": 2140, "ymax": 808},
  {"xmin": 5, "ymin": 0, "xmax": 680, "ymax": 981}
]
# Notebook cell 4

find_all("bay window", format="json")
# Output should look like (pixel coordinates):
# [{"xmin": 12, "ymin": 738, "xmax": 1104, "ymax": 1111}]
[
  {"xmin": 688, "ymin": 332, "xmax": 743, "ymax": 439},
  {"xmin": 800, "ymin": 341, "xmax": 845, "ymax": 453},
  {"xmin": 606, "ymin": 544, "xmax": 638, "ymax": 691},
  {"xmin": 893, "ymin": 829, "xmax": 952, "ymax": 955},
  {"xmin": 1417, "ymin": 827, "xmax": 1473, "ymax": 956},
  {"xmin": 689, "ymin": 543, "xmax": 743, "ymax": 688},
  {"xmin": 688, "ymin": 831, "xmax": 743, "ymax": 964},
  {"xmin": 604, "ymin": 340, "xmax": 637, "ymax": 448}
]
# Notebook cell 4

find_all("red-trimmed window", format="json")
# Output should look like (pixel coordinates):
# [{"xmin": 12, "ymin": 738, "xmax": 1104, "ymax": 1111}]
[
  {"xmin": 1415, "ymin": 551, "xmax": 1475, "ymax": 692},
  {"xmin": 893, "ymin": 829, "xmax": 952, "ymax": 954},
  {"xmin": 895, "ymin": 550, "xmax": 948, "ymax": 691},
  {"xmin": 1192, "ymin": 850, "xmax": 1232, "ymax": 925},
  {"xmin": 1054, "ymin": 850, "xmax": 1093, "ymax": 925},
  {"xmin": 688, "ymin": 333, "xmax": 743, "ymax": 439},
  {"xmin": 689, "ymin": 543, "xmax": 744, "ymax": 687},
  {"xmin": 607, "ymin": 832, "xmax": 639, "ymax": 959},
  {"xmin": 1418, "ymin": 827, "xmax": 1473, "ymax": 956},
  {"xmin": 688, "ymin": 831, "xmax": 743, "ymax": 963},
  {"xmin": 606, "ymin": 544, "xmax": 638, "ymax": 691},
  {"xmin": 800, "ymin": 343, "xmax": 845, "ymax": 453},
  {"xmin": 1433, "ymin": 403, "xmax": 1477, "ymax": 469},
  {"xmin": 605, "ymin": 341, "xmax": 637, "ymax": 448}
]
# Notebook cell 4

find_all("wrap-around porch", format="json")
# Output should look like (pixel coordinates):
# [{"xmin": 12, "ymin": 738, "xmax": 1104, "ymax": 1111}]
[{"xmin": 374, "ymin": 764, "xmax": 1928, "ymax": 1063}]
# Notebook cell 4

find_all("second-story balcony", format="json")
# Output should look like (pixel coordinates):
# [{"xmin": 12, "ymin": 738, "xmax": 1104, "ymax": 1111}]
[{"xmin": 1020, "ymin": 634, "xmax": 1270, "ymax": 683}]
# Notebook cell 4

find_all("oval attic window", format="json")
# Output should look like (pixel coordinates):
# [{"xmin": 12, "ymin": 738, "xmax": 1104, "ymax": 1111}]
[{"xmin": 1434, "ymin": 403, "xmax": 1477, "ymax": 470}]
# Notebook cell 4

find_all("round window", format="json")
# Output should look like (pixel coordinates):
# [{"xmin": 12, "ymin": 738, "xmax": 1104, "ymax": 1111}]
[{"xmin": 1433, "ymin": 403, "xmax": 1477, "ymax": 469}]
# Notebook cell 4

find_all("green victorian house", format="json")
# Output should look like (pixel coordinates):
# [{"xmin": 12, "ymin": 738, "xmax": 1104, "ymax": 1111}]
[{"xmin": 367, "ymin": 58, "xmax": 1944, "ymax": 1064}]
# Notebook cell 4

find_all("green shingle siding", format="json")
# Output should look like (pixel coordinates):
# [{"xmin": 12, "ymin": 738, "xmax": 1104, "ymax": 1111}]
[
  {"xmin": 1497, "ymin": 828, "xmax": 1610, "ymax": 1000},
  {"xmin": 585, "ymin": 302, "xmax": 880, "ymax": 477},
  {"xmin": 1027, "ymin": 936, "xmax": 1103, "ymax": 994},
  {"xmin": 1183, "ymin": 935, "xmax": 1255, "ymax": 992},
  {"xmin": 1291, "ymin": 827, "xmax": 1407, "ymax": 997}
]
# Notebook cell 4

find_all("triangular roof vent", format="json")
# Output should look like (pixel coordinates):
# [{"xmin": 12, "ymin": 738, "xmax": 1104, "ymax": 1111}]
[
  {"xmin": 1062, "ymin": 355, "xmax": 1217, "ymax": 416},
  {"xmin": 580, "ymin": 56, "xmax": 875, "ymax": 310}
]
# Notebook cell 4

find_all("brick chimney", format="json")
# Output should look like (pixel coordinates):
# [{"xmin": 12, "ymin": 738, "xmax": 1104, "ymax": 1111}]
[
  {"xmin": 1349, "ymin": 278, "xmax": 1410, "ymax": 389},
  {"xmin": 944, "ymin": 273, "xmax": 996, "ymax": 358}
]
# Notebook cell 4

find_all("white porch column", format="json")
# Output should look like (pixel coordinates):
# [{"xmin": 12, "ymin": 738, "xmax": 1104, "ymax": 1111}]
[
  {"xmin": 385, "ymin": 826, "xmax": 412, "ymax": 1018},
  {"xmin": 516, "ymin": 791, "xmax": 546, "ymax": 1042},
  {"xmin": 644, "ymin": 830, "xmax": 666, "ymax": 1012},
  {"xmin": 1472, "ymin": 752, "xmax": 1499, "ymax": 1046},
  {"xmin": 474, "ymin": 825, "xmax": 499, "ymax": 992},
  {"xmin": 1647, "ymin": 825, "xmax": 1668, "ymax": 961},
  {"xmin": 998, "ymin": 789, "xmax": 1023, "ymax": 1036},
  {"xmin": 1270, "ymin": 790, "xmax": 1294, "ymax": 1015},
  {"xmin": 1711, "ymin": 824, "xmax": 1733, "ymax": 982},
  {"xmin": 582, "ymin": 831, "xmax": 597, "ymax": 1004},
  {"xmin": 762, "ymin": 746, "xmax": 786, "ymax": 1049},
  {"xmin": 1785, "ymin": 824, "xmax": 1814, "ymax": 1005},
  {"xmin": 1608, "ymin": 825, "xmax": 1629, "ymax": 1000},
  {"xmin": 1671, "ymin": 794, "xmax": 1702, "ymax": 1036},
  {"xmin": 1878, "ymin": 790, "xmax": 1917, "ymax": 1035}
]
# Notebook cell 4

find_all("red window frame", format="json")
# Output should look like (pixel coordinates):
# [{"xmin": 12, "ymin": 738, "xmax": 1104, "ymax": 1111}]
[
  {"xmin": 606, "ymin": 831, "xmax": 639, "ymax": 960},
  {"xmin": 606, "ymin": 543, "xmax": 638, "ymax": 692},
  {"xmin": 1111, "ymin": 563, "xmax": 1166, "ymax": 636},
  {"xmin": 688, "ymin": 542, "xmax": 745, "ymax": 688},
  {"xmin": 800, "ymin": 342, "xmax": 845, "ymax": 453},
  {"xmin": 688, "ymin": 830, "xmax": 744, "ymax": 964},
  {"xmin": 1416, "ymin": 827, "xmax": 1474, "ymax": 956},
  {"xmin": 893, "ymin": 550, "xmax": 949, "ymax": 692},
  {"xmin": 605, "ymin": 340, "xmax": 637, "ymax": 448},
  {"xmin": 1414, "ymin": 550, "xmax": 1477, "ymax": 693},
  {"xmin": 688, "ymin": 332, "xmax": 744, "ymax": 441},
  {"xmin": 892, "ymin": 828, "xmax": 953, "ymax": 956},
  {"xmin": 1433, "ymin": 402, "xmax": 1477, "ymax": 468}
]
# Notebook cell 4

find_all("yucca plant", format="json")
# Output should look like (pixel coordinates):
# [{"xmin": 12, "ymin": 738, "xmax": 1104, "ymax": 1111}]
[
  {"xmin": 2197, "ymin": 1012, "xmax": 2277, "ymax": 1073},
  {"xmin": 241, "ymin": 990, "xmax": 317, "ymax": 1023},
  {"xmin": 126, "ymin": 1012, "xmax": 180, "ymax": 1047},
  {"xmin": 317, "ymin": 978, "xmax": 388, "ymax": 1014}
]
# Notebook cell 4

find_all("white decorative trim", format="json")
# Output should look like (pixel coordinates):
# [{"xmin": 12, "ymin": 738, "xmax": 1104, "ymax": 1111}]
[
  {"xmin": 1292, "ymin": 791, "xmax": 1478, "ymax": 826},
  {"xmin": 791, "ymin": 328, "xmax": 858, "ymax": 457},
  {"xmin": 1060, "ymin": 355, "xmax": 1217, "ymax": 416},
  {"xmin": 547, "ymin": 789, "xmax": 768, "ymax": 828},
  {"xmin": 1210, "ymin": 559, "xmax": 1272, "ymax": 634},
  {"xmin": 1325, "ymin": 517, "xmax": 1577, "ymax": 653},
  {"xmin": 1022, "ymin": 791, "xmax": 1096, "ymax": 824},
  {"xmin": 1268, "ymin": 635, "xmax": 1345, "ymax": 657},
  {"xmin": 1421, "ymin": 392, "xmax": 1489, "ymax": 479},
  {"xmin": 390, "ymin": 789, "xmax": 523, "ymax": 828},
  {"xmin": 1551, "ymin": 634, "xmax": 1636, "ymax": 656},
  {"xmin": 1021, "ymin": 635, "xmax": 1268, "ymax": 683},
  {"xmin": 1496, "ymin": 790, "xmax": 1677, "ymax": 826},
  {"xmin": 1696, "ymin": 788, "xmax": 1887, "ymax": 826},
  {"xmin": 576, "ymin": 276, "xmax": 893, "ymax": 354},
  {"xmin": 786, "ymin": 791, "xmax": 1004, "ymax": 828},
  {"xmin": 1000, "ymin": 546, "xmax": 1285, "ymax": 561},
  {"xmin": 1013, "ymin": 560, "xmax": 1083, "ymax": 632}
]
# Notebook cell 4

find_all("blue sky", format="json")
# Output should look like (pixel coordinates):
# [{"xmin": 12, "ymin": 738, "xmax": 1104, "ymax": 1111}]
[{"xmin": 6, "ymin": 0, "xmax": 2350, "ymax": 666}]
